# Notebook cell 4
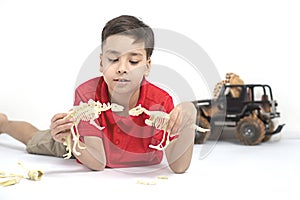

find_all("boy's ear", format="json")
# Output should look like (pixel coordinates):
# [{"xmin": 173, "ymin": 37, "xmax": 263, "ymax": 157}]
[
  {"xmin": 144, "ymin": 58, "xmax": 151, "ymax": 77},
  {"xmin": 99, "ymin": 53, "xmax": 104, "ymax": 73}
]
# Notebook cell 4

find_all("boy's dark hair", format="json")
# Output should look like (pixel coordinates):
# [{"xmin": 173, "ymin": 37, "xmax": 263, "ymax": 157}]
[{"xmin": 101, "ymin": 15, "xmax": 154, "ymax": 59}]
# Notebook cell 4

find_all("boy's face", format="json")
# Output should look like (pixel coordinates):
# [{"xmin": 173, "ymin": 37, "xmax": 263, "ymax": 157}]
[{"xmin": 100, "ymin": 35, "xmax": 151, "ymax": 98}]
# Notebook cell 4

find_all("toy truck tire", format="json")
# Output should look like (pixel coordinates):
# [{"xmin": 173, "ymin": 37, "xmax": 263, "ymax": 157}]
[{"xmin": 235, "ymin": 116, "xmax": 265, "ymax": 145}]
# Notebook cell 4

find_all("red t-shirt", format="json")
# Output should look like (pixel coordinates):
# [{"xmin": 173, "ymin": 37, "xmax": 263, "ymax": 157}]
[{"xmin": 74, "ymin": 76, "xmax": 174, "ymax": 168}]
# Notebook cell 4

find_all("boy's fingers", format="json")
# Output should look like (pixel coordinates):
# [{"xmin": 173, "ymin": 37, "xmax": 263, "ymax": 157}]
[
  {"xmin": 50, "ymin": 113, "xmax": 73, "ymax": 129},
  {"xmin": 51, "ymin": 113, "xmax": 68, "ymax": 123},
  {"xmin": 167, "ymin": 103, "xmax": 197, "ymax": 136},
  {"xmin": 50, "ymin": 121, "xmax": 73, "ymax": 135},
  {"xmin": 51, "ymin": 122, "xmax": 72, "ymax": 142},
  {"xmin": 167, "ymin": 108, "xmax": 181, "ymax": 134},
  {"xmin": 53, "ymin": 131, "xmax": 71, "ymax": 143},
  {"xmin": 57, "ymin": 123, "xmax": 73, "ymax": 132},
  {"xmin": 50, "ymin": 113, "xmax": 73, "ymax": 142},
  {"xmin": 172, "ymin": 117, "xmax": 183, "ymax": 134}
]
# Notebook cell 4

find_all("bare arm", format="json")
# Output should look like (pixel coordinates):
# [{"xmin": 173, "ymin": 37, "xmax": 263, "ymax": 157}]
[{"xmin": 164, "ymin": 102, "xmax": 196, "ymax": 173}]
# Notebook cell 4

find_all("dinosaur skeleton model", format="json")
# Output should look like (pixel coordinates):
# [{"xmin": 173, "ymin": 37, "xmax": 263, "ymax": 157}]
[
  {"xmin": 129, "ymin": 104, "xmax": 210, "ymax": 150},
  {"xmin": 63, "ymin": 99, "xmax": 124, "ymax": 159}
]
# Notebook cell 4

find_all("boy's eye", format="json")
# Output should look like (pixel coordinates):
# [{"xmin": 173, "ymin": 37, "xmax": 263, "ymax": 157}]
[
  {"xmin": 130, "ymin": 60, "xmax": 140, "ymax": 65},
  {"xmin": 108, "ymin": 58, "xmax": 118, "ymax": 63}
]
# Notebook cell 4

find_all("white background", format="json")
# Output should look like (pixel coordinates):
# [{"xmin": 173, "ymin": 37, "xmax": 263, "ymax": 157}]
[{"xmin": 0, "ymin": 0, "xmax": 299, "ymax": 137}]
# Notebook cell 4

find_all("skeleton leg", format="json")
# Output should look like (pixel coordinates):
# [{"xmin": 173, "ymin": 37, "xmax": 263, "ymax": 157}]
[
  {"xmin": 89, "ymin": 119, "xmax": 105, "ymax": 131},
  {"xmin": 72, "ymin": 125, "xmax": 86, "ymax": 151},
  {"xmin": 148, "ymin": 116, "xmax": 172, "ymax": 150},
  {"xmin": 68, "ymin": 125, "xmax": 86, "ymax": 157},
  {"xmin": 149, "ymin": 130, "xmax": 170, "ymax": 150},
  {"xmin": 71, "ymin": 126, "xmax": 81, "ymax": 156},
  {"xmin": 63, "ymin": 135, "xmax": 72, "ymax": 159}
]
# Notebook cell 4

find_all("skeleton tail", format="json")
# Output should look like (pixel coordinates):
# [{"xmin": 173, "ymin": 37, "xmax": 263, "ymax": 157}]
[{"xmin": 193, "ymin": 124, "xmax": 210, "ymax": 133}]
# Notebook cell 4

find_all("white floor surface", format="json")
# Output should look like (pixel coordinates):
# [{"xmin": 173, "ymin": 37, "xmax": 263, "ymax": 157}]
[{"xmin": 0, "ymin": 133, "xmax": 299, "ymax": 200}]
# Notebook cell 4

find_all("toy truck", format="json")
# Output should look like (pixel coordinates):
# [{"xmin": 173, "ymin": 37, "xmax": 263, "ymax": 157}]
[{"xmin": 192, "ymin": 83, "xmax": 285, "ymax": 145}]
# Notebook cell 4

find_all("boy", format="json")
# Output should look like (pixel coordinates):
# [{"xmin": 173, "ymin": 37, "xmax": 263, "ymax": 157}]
[{"xmin": 0, "ymin": 15, "xmax": 196, "ymax": 173}]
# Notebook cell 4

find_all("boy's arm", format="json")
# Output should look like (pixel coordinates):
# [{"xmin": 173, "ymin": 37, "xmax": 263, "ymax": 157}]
[
  {"xmin": 72, "ymin": 136, "xmax": 106, "ymax": 171},
  {"xmin": 69, "ymin": 80, "xmax": 107, "ymax": 170},
  {"xmin": 164, "ymin": 102, "xmax": 196, "ymax": 174}
]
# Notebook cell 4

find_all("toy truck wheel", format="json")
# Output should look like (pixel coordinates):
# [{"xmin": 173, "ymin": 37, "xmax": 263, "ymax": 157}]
[
  {"xmin": 235, "ymin": 116, "xmax": 265, "ymax": 145},
  {"xmin": 194, "ymin": 115, "xmax": 211, "ymax": 144}
]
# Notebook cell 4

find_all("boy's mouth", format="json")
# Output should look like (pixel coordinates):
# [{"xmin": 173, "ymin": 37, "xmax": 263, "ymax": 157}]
[{"xmin": 113, "ymin": 78, "xmax": 130, "ymax": 82}]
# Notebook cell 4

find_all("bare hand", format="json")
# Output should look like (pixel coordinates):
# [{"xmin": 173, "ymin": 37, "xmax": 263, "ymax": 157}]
[
  {"xmin": 50, "ymin": 113, "xmax": 73, "ymax": 143},
  {"xmin": 167, "ymin": 102, "xmax": 197, "ymax": 135}
]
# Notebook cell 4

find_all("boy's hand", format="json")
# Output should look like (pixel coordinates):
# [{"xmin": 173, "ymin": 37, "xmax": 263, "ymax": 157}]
[
  {"xmin": 167, "ymin": 102, "xmax": 197, "ymax": 136},
  {"xmin": 50, "ymin": 113, "xmax": 73, "ymax": 143}
]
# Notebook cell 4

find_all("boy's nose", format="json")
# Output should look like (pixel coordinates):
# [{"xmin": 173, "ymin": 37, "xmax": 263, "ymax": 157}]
[
  {"xmin": 117, "ymin": 68, "xmax": 128, "ymax": 74},
  {"xmin": 116, "ymin": 61, "xmax": 128, "ymax": 74}
]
